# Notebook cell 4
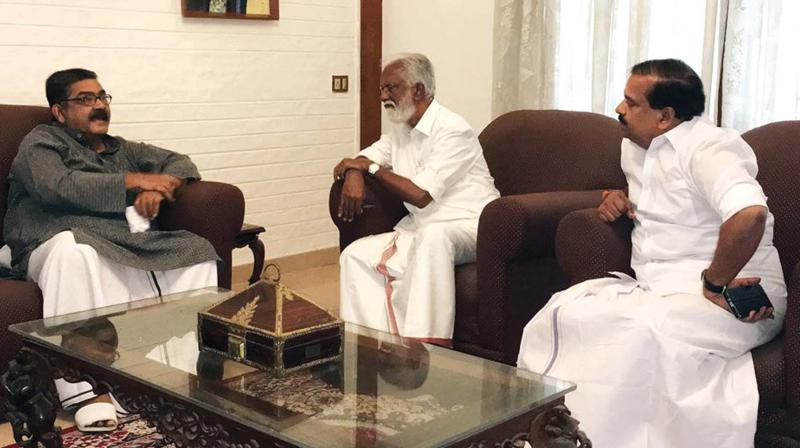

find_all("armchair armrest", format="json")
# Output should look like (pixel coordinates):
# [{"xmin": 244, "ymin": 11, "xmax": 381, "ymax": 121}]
[
  {"xmin": 786, "ymin": 261, "xmax": 800, "ymax": 413},
  {"xmin": 475, "ymin": 190, "xmax": 607, "ymax": 357},
  {"xmin": 329, "ymin": 176, "xmax": 408, "ymax": 250},
  {"xmin": 555, "ymin": 208, "xmax": 634, "ymax": 284},
  {"xmin": 157, "ymin": 180, "xmax": 245, "ymax": 288}
]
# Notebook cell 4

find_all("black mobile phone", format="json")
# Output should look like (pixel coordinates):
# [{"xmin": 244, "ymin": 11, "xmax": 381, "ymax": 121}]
[{"xmin": 723, "ymin": 284, "xmax": 773, "ymax": 319}]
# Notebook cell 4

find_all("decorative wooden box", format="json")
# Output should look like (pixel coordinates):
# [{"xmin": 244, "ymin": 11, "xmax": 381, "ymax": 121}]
[{"xmin": 197, "ymin": 280, "xmax": 343, "ymax": 376}]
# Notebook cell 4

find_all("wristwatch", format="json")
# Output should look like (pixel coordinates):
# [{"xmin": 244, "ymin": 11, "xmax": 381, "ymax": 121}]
[
  {"xmin": 701, "ymin": 269, "xmax": 725, "ymax": 294},
  {"xmin": 367, "ymin": 162, "xmax": 381, "ymax": 177}
]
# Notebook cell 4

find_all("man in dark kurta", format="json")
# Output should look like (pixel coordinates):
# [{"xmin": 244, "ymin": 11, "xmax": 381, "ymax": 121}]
[
  {"xmin": 4, "ymin": 68, "xmax": 218, "ymax": 317},
  {"xmin": 3, "ymin": 68, "xmax": 219, "ymax": 430},
  {"xmin": 6, "ymin": 121, "xmax": 217, "ymax": 275}
]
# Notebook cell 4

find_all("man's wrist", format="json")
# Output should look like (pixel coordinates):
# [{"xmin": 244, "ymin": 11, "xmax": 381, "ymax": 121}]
[
  {"xmin": 123, "ymin": 172, "xmax": 139, "ymax": 189},
  {"xmin": 701, "ymin": 269, "xmax": 726, "ymax": 294},
  {"xmin": 367, "ymin": 162, "xmax": 381, "ymax": 177},
  {"xmin": 125, "ymin": 187, "xmax": 143, "ymax": 206},
  {"xmin": 172, "ymin": 176, "xmax": 187, "ymax": 188}
]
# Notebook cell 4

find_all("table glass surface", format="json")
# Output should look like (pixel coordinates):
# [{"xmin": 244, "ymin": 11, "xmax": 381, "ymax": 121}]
[{"xmin": 10, "ymin": 287, "xmax": 574, "ymax": 448}]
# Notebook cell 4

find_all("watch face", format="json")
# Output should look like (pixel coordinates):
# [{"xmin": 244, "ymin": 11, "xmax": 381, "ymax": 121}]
[{"xmin": 369, "ymin": 163, "xmax": 380, "ymax": 175}]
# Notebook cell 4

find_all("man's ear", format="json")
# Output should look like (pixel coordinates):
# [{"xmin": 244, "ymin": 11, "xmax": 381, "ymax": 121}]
[
  {"xmin": 412, "ymin": 83, "xmax": 426, "ymax": 101},
  {"xmin": 657, "ymin": 107, "xmax": 677, "ymax": 129},
  {"xmin": 50, "ymin": 104, "xmax": 66, "ymax": 123}
]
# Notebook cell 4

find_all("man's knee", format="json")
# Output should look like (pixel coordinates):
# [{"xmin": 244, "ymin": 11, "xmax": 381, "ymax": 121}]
[
  {"xmin": 340, "ymin": 234, "xmax": 391, "ymax": 267},
  {"xmin": 415, "ymin": 223, "xmax": 479, "ymax": 265},
  {"xmin": 44, "ymin": 230, "xmax": 78, "ymax": 246},
  {"xmin": 339, "ymin": 239, "xmax": 374, "ymax": 276},
  {"xmin": 41, "ymin": 232, "xmax": 92, "ymax": 265},
  {"xmin": 339, "ymin": 241, "xmax": 360, "ymax": 266},
  {"xmin": 414, "ymin": 224, "xmax": 458, "ymax": 252}
]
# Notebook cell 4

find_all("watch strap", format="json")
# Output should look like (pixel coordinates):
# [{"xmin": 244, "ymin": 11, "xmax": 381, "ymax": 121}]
[{"xmin": 701, "ymin": 269, "xmax": 725, "ymax": 294}]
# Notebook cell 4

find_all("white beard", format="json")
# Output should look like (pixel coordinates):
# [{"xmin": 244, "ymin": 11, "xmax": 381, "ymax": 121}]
[{"xmin": 384, "ymin": 99, "xmax": 414, "ymax": 124}]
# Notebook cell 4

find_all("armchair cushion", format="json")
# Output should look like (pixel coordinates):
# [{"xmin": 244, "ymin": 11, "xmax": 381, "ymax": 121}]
[
  {"xmin": 784, "ymin": 261, "xmax": 800, "ymax": 413},
  {"xmin": 480, "ymin": 110, "xmax": 625, "ymax": 195},
  {"xmin": 0, "ymin": 105, "xmax": 53, "ymax": 244},
  {"xmin": 741, "ymin": 121, "xmax": 800, "ymax": 445},
  {"xmin": 754, "ymin": 335, "xmax": 786, "ymax": 411}
]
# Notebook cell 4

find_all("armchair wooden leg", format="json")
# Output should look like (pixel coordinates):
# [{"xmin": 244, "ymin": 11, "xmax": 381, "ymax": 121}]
[{"xmin": 235, "ymin": 223, "xmax": 266, "ymax": 285}]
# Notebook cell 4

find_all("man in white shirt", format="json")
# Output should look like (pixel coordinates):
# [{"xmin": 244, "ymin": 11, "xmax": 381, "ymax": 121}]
[
  {"xmin": 334, "ymin": 53, "xmax": 499, "ymax": 346},
  {"xmin": 517, "ymin": 59, "xmax": 784, "ymax": 447}
]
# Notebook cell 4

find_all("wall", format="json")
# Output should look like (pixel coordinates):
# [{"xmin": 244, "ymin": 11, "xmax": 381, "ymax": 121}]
[
  {"xmin": 381, "ymin": 0, "xmax": 494, "ymax": 132},
  {"xmin": 0, "ymin": 0, "xmax": 358, "ymax": 266}
]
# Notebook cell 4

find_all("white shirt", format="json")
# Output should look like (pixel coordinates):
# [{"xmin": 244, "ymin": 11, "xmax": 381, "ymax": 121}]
[
  {"xmin": 623, "ymin": 117, "xmax": 785, "ymax": 300},
  {"xmin": 358, "ymin": 100, "xmax": 499, "ymax": 229}
]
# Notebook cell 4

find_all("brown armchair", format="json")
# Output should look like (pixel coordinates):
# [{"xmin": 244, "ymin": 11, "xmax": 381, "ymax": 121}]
[
  {"xmin": 330, "ymin": 110, "xmax": 626, "ymax": 363},
  {"xmin": 555, "ymin": 121, "xmax": 800, "ymax": 447},
  {"xmin": 0, "ymin": 104, "xmax": 245, "ymax": 379}
]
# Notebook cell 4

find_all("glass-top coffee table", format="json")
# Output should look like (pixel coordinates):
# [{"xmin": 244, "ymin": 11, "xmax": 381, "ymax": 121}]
[{"xmin": 3, "ymin": 288, "xmax": 579, "ymax": 448}]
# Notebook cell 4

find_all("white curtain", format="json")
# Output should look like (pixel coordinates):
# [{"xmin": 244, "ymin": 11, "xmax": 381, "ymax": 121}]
[
  {"xmin": 493, "ymin": 0, "xmax": 800, "ymax": 131},
  {"xmin": 721, "ymin": 0, "xmax": 800, "ymax": 130},
  {"xmin": 492, "ymin": 0, "xmax": 726, "ymax": 119}
]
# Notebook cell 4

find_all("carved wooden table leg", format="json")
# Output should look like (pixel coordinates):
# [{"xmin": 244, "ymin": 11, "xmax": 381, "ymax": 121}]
[
  {"xmin": 112, "ymin": 390, "xmax": 262, "ymax": 448},
  {"xmin": 12, "ymin": 346, "xmax": 273, "ymax": 448},
  {"xmin": 2, "ymin": 348, "xmax": 62, "ymax": 448},
  {"xmin": 528, "ymin": 404, "xmax": 591, "ymax": 447},
  {"xmin": 466, "ymin": 403, "xmax": 591, "ymax": 448}
]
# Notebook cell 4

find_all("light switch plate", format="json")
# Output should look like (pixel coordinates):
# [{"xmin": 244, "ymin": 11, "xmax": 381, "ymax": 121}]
[{"xmin": 332, "ymin": 75, "xmax": 348, "ymax": 93}]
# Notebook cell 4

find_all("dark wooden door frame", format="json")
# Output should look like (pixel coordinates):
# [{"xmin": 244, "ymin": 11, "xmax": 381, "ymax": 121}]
[{"xmin": 360, "ymin": 0, "xmax": 381, "ymax": 149}]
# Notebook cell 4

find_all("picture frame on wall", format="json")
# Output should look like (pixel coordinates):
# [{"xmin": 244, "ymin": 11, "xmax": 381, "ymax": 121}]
[{"xmin": 182, "ymin": 0, "xmax": 279, "ymax": 20}]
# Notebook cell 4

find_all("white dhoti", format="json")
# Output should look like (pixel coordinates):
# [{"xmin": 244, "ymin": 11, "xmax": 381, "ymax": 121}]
[
  {"xmin": 28, "ymin": 230, "xmax": 217, "ymax": 407},
  {"xmin": 29, "ymin": 231, "xmax": 217, "ymax": 318},
  {"xmin": 517, "ymin": 273, "xmax": 785, "ymax": 448},
  {"xmin": 339, "ymin": 220, "xmax": 478, "ymax": 344}
]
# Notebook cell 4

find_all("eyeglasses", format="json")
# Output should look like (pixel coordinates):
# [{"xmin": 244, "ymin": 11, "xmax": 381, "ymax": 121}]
[
  {"xmin": 379, "ymin": 83, "xmax": 402, "ymax": 94},
  {"xmin": 63, "ymin": 93, "xmax": 113, "ymax": 107}
]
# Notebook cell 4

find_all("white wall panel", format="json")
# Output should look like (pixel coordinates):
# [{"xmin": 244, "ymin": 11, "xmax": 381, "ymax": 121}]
[
  {"xmin": 382, "ymin": 0, "xmax": 494, "ymax": 132},
  {"xmin": 0, "ymin": 0, "xmax": 358, "ymax": 266}
]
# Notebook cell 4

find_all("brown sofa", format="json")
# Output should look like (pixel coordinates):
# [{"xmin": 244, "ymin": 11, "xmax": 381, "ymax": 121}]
[
  {"xmin": 0, "ymin": 104, "xmax": 245, "ymax": 379},
  {"xmin": 329, "ymin": 110, "xmax": 626, "ymax": 363},
  {"xmin": 554, "ymin": 120, "xmax": 800, "ymax": 447}
]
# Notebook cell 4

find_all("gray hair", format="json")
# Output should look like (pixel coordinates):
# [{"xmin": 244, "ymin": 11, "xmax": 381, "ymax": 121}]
[{"xmin": 384, "ymin": 53, "xmax": 436, "ymax": 99}]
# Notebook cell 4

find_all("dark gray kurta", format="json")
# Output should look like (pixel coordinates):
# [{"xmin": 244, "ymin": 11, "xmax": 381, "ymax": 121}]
[{"xmin": 3, "ymin": 123, "xmax": 218, "ymax": 274}]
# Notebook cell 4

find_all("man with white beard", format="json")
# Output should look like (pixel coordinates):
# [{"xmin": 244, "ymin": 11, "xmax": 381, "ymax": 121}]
[{"xmin": 334, "ymin": 53, "xmax": 499, "ymax": 346}]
